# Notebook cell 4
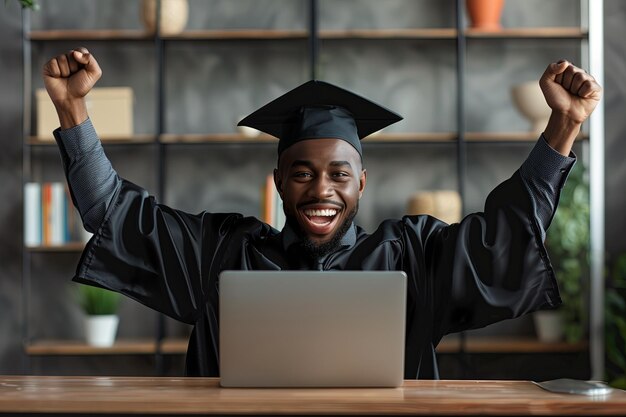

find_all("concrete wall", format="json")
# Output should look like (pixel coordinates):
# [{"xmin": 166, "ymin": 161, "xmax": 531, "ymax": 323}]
[{"xmin": 0, "ymin": 0, "xmax": 624, "ymax": 376}]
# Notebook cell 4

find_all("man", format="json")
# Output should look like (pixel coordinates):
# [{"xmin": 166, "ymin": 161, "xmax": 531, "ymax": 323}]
[{"xmin": 43, "ymin": 47, "xmax": 601, "ymax": 378}]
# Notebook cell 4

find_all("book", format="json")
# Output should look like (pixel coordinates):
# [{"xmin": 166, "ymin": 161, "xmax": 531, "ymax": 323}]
[
  {"xmin": 24, "ymin": 183, "xmax": 41, "ymax": 247},
  {"xmin": 261, "ymin": 174, "xmax": 285, "ymax": 230},
  {"xmin": 42, "ymin": 183, "xmax": 51, "ymax": 245},
  {"xmin": 49, "ymin": 182, "xmax": 66, "ymax": 245},
  {"xmin": 273, "ymin": 183, "xmax": 286, "ymax": 230},
  {"xmin": 24, "ymin": 182, "xmax": 85, "ymax": 247},
  {"xmin": 262, "ymin": 174, "xmax": 274, "ymax": 225}
]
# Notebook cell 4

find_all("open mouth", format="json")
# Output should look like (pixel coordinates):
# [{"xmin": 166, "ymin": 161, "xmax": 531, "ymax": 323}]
[{"xmin": 300, "ymin": 207, "xmax": 341, "ymax": 236}]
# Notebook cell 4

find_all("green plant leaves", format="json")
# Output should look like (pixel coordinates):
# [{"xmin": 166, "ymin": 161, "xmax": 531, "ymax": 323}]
[
  {"xmin": 605, "ymin": 253, "xmax": 626, "ymax": 388},
  {"xmin": 77, "ymin": 285, "xmax": 121, "ymax": 316},
  {"xmin": 18, "ymin": 0, "xmax": 38, "ymax": 9},
  {"xmin": 5, "ymin": 0, "xmax": 39, "ymax": 10},
  {"xmin": 545, "ymin": 162, "xmax": 589, "ymax": 343}
]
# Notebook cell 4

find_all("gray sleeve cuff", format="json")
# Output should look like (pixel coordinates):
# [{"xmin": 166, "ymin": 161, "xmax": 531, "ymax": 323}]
[
  {"xmin": 519, "ymin": 134, "xmax": 577, "ymax": 237},
  {"xmin": 520, "ymin": 134, "xmax": 577, "ymax": 190},
  {"xmin": 53, "ymin": 118, "xmax": 101, "ymax": 157},
  {"xmin": 53, "ymin": 118, "xmax": 121, "ymax": 233}
]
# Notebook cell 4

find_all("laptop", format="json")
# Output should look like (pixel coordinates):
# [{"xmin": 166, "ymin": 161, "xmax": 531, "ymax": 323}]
[{"xmin": 219, "ymin": 270, "xmax": 407, "ymax": 388}]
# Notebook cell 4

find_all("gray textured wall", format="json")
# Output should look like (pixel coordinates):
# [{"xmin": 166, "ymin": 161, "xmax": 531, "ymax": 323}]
[
  {"xmin": 0, "ymin": 0, "xmax": 25, "ymax": 375},
  {"xmin": 0, "ymin": 0, "xmax": 624, "ymax": 376},
  {"xmin": 604, "ymin": 1, "xmax": 626, "ymax": 257}
]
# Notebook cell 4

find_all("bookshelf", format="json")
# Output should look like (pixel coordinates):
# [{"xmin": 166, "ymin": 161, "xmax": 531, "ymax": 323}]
[{"xmin": 21, "ymin": 0, "xmax": 603, "ymax": 377}]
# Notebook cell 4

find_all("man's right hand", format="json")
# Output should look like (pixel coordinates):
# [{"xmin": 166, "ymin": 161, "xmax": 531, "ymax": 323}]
[{"xmin": 43, "ymin": 47, "xmax": 102, "ymax": 130}]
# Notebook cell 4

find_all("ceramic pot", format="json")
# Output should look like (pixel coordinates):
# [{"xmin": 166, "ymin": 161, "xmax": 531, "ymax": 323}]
[
  {"xmin": 466, "ymin": 0, "xmax": 505, "ymax": 31},
  {"xmin": 511, "ymin": 80, "xmax": 551, "ymax": 134},
  {"xmin": 141, "ymin": 0, "xmax": 189, "ymax": 36},
  {"xmin": 533, "ymin": 310, "xmax": 564, "ymax": 343},
  {"xmin": 84, "ymin": 315, "xmax": 119, "ymax": 347}
]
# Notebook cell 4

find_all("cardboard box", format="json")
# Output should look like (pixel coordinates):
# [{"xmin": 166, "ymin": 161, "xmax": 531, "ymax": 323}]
[{"xmin": 36, "ymin": 87, "xmax": 134, "ymax": 140}]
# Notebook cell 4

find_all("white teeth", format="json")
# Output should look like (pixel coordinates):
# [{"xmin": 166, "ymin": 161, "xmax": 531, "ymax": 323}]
[{"xmin": 304, "ymin": 209, "xmax": 337, "ymax": 217}]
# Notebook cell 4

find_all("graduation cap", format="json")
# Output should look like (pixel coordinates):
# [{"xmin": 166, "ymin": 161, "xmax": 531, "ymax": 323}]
[{"xmin": 238, "ymin": 80, "xmax": 403, "ymax": 157}]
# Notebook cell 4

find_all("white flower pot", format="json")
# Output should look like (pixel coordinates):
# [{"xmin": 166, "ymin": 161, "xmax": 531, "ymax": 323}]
[
  {"xmin": 84, "ymin": 315, "xmax": 119, "ymax": 347},
  {"xmin": 533, "ymin": 310, "xmax": 564, "ymax": 343}
]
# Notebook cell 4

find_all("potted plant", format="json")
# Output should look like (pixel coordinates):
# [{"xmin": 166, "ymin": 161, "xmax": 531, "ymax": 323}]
[
  {"xmin": 539, "ymin": 162, "xmax": 590, "ymax": 343},
  {"xmin": 605, "ymin": 253, "xmax": 626, "ymax": 389},
  {"xmin": 77, "ymin": 284, "xmax": 122, "ymax": 347},
  {"xmin": 7, "ymin": 0, "xmax": 39, "ymax": 9}
]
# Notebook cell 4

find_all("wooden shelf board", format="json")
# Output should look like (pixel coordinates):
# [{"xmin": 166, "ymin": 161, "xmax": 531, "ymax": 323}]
[
  {"xmin": 465, "ymin": 131, "xmax": 588, "ymax": 142},
  {"xmin": 25, "ymin": 338, "xmax": 188, "ymax": 356},
  {"xmin": 26, "ymin": 242, "xmax": 85, "ymax": 252},
  {"xmin": 160, "ymin": 133, "xmax": 278, "ymax": 144},
  {"xmin": 160, "ymin": 338, "xmax": 188, "ymax": 354},
  {"xmin": 28, "ymin": 135, "xmax": 156, "ymax": 145},
  {"xmin": 155, "ymin": 132, "xmax": 590, "ymax": 144},
  {"xmin": 466, "ymin": 131, "xmax": 540, "ymax": 142},
  {"xmin": 319, "ymin": 28, "xmax": 457, "ymax": 40},
  {"xmin": 27, "ymin": 28, "xmax": 456, "ymax": 41},
  {"xmin": 27, "ymin": 28, "xmax": 585, "ymax": 41},
  {"xmin": 25, "ymin": 132, "xmax": 588, "ymax": 146},
  {"xmin": 363, "ymin": 132, "xmax": 457, "ymax": 142},
  {"xmin": 28, "ymin": 29, "xmax": 153, "ymax": 41},
  {"xmin": 437, "ymin": 336, "xmax": 588, "ymax": 353},
  {"xmin": 26, "ymin": 337, "xmax": 587, "ymax": 356},
  {"xmin": 25, "ymin": 339, "xmax": 159, "ymax": 355},
  {"xmin": 164, "ymin": 29, "xmax": 308, "ymax": 40},
  {"xmin": 161, "ymin": 132, "xmax": 458, "ymax": 144},
  {"xmin": 466, "ymin": 27, "xmax": 588, "ymax": 39}
]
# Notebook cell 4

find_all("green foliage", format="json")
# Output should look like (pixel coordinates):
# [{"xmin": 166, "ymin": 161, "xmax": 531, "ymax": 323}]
[
  {"xmin": 5, "ymin": 0, "xmax": 39, "ymax": 10},
  {"xmin": 545, "ymin": 162, "xmax": 589, "ymax": 343},
  {"xmin": 605, "ymin": 253, "xmax": 626, "ymax": 389},
  {"xmin": 77, "ymin": 285, "xmax": 121, "ymax": 316}
]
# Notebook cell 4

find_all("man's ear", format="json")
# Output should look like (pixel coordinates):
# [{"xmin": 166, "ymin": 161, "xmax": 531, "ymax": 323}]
[
  {"xmin": 273, "ymin": 168, "xmax": 284, "ymax": 199},
  {"xmin": 358, "ymin": 169, "xmax": 367, "ymax": 199}
]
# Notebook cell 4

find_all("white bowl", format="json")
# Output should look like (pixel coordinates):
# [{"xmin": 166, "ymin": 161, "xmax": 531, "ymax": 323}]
[
  {"xmin": 511, "ymin": 81, "xmax": 552, "ymax": 134},
  {"xmin": 237, "ymin": 125, "xmax": 261, "ymax": 139},
  {"xmin": 236, "ymin": 115, "xmax": 261, "ymax": 138}
]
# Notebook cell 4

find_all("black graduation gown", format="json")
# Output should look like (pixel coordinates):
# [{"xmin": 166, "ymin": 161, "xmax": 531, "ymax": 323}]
[{"xmin": 72, "ymin": 169, "xmax": 561, "ymax": 379}]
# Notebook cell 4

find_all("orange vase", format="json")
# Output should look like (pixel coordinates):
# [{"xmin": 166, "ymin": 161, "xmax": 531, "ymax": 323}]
[{"xmin": 466, "ymin": 0, "xmax": 504, "ymax": 31}]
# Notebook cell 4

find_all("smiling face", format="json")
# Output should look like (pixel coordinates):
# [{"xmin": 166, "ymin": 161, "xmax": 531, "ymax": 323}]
[{"xmin": 274, "ymin": 138, "xmax": 367, "ymax": 248}]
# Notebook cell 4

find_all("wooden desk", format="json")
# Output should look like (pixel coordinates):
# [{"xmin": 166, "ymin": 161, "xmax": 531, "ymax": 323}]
[{"xmin": 0, "ymin": 376, "xmax": 625, "ymax": 415}]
